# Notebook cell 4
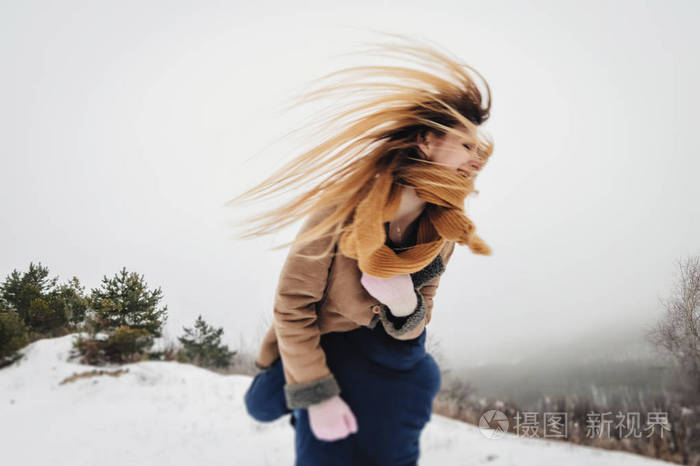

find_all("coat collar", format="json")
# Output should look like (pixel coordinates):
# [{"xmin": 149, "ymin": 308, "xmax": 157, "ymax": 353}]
[{"xmin": 409, "ymin": 252, "xmax": 445, "ymax": 289}]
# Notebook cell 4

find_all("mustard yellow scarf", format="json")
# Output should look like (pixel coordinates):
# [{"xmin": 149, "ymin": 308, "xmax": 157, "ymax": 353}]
[{"xmin": 338, "ymin": 159, "xmax": 491, "ymax": 278}]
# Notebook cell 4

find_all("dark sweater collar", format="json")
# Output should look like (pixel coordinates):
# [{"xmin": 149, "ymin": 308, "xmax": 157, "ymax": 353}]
[{"xmin": 383, "ymin": 220, "xmax": 419, "ymax": 251}]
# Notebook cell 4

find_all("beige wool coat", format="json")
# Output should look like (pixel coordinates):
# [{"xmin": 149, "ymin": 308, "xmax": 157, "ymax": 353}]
[{"xmin": 253, "ymin": 204, "xmax": 457, "ymax": 410}]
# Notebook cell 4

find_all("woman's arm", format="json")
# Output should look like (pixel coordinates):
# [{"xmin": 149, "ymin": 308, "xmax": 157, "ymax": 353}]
[
  {"xmin": 371, "ymin": 240, "xmax": 456, "ymax": 340},
  {"xmin": 273, "ymin": 206, "xmax": 341, "ymax": 410}
]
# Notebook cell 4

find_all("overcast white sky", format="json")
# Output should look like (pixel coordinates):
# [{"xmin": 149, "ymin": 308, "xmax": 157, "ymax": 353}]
[{"xmin": 1, "ymin": 0, "xmax": 698, "ymax": 371}]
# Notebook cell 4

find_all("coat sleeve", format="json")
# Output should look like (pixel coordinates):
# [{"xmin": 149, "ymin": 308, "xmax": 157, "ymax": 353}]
[
  {"xmin": 274, "ymin": 206, "xmax": 342, "ymax": 410},
  {"xmin": 373, "ymin": 240, "xmax": 456, "ymax": 340}
]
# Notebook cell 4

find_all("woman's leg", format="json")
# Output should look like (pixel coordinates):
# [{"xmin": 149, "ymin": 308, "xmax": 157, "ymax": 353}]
[
  {"xmin": 243, "ymin": 357, "xmax": 291, "ymax": 422},
  {"xmin": 291, "ymin": 331, "xmax": 381, "ymax": 465},
  {"xmin": 289, "ymin": 327, "xmax": 441, "ymax": 465},
  {"xmin": 293, "ymin": 406, "xmax": 356, "ymax": 466},
  {"xmin": 333, "ymin": 326, "xmax": 441, "ymax": 465}
]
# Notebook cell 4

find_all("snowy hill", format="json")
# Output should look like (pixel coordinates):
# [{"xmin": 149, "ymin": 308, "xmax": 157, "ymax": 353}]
[{"xmin": 0, "ymin": 335, "xmax": 673, "ymax": 466}]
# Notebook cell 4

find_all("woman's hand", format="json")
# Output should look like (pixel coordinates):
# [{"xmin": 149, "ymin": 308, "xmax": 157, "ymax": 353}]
[
  {"xmin": 307, "ymin": 395, "xmax": 358, "ymax": 441},
  {"xmin": 360, "ymin": 272, "xmax": 417, "ymax": 317}
]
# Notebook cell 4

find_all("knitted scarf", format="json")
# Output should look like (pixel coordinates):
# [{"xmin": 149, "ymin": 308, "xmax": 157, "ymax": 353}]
[{"xmin": 338, "ymin": 159, "xmax": 491, "ymax": 278}]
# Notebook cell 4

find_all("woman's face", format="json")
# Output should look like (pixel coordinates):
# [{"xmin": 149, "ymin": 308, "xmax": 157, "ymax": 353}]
[{"xmin": 417, "ymin": 123, "xmax": 484, "ymax": 177}]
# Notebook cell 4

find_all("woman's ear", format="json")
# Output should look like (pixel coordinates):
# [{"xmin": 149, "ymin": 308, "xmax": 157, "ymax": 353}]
[{"xmin": 416, "ymin": 131, "xmax": 431, "ymax": 160}]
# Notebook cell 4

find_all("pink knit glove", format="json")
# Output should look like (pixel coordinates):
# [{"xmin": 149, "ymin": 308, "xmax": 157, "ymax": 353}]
[
  {"xmin": 308, "ymin": 395, "xmax": 358, "ymax": 441},
  {"xmin": 360, "ymin": 272, "xmax": 417, "ymax": 317}
]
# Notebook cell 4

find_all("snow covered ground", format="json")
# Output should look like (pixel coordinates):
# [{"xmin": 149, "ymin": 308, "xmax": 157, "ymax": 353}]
[{"xmin": 0, "ymin": 335, "xmax": 673, "ymax": 465}]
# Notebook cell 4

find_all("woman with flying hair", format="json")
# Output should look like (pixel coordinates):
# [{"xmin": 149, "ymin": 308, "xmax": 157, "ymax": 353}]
[{"xmin": 232, "ymin": 32, "xmax": 494, "ymax": 465}]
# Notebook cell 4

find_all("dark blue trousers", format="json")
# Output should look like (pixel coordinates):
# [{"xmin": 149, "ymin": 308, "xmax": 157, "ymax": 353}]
[{"xmin": 244, "ymin": 324, "xmax": 441, "ymax": 465}]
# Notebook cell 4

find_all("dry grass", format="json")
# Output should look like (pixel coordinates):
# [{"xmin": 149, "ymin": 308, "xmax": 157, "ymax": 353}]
[
  {"xmin": 431, "ymin": 372, "xmax": 697, "ymax": 465},
  {"xmin": 59, "ymin": 368, "xmax": 130, "ymax": 385}
]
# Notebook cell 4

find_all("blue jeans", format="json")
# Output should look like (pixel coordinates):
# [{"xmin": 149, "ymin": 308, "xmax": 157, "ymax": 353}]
[{"xmin": 244, "ymin": 324, "xmax": 441, "ymax": 465}]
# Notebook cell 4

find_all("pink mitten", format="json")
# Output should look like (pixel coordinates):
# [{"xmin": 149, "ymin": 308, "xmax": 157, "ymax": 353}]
[
  {"xmin": 360, "ymin": 272, "xmax": 417, "ymax": 317},
  {"xmin": 307, "ymin": 395, "xmax": 358, "ymax": 441}
]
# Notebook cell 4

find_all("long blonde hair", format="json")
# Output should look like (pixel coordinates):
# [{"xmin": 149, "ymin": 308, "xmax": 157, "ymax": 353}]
[{"xmin": 225, "ymin": 32, "xmax": 494, "ymax": 260}]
